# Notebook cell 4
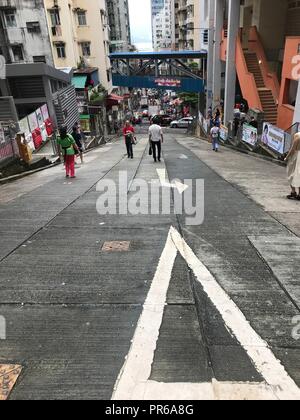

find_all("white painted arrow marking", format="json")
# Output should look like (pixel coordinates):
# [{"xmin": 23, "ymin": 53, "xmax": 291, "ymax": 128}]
[
  {"xmin": 156, "ymin": 168, "xmax": 189, "ymax": 194},
  {"xmin": 179, "ymin": 154, "xmax": 188, "ymax": 159},
  {"xmin": 112, "ymin": 227, "xmax": 300, "ymax": 401}
]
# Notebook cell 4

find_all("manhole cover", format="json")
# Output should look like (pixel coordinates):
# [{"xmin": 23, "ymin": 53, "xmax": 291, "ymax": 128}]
[
  {"xmin": 102, "ymin": 241, "xmax": 130, "ymax": 252},
  {"xmin": 0, "ymin": 364, "xmax": 22, "ymax": 400}
]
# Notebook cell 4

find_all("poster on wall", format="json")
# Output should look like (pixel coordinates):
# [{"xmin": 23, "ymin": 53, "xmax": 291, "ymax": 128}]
[
  {"xmin": 28, "ymin": 112, "xmax": 39, "ymax": 132},
  {"xmin": 261, "ymin": 122, "xmax": 285, "ymax": 155},
  {"xmin": 220, "ymin": 125, "xmax": 229, "ymax": 142},
  {"xmin": 41, "ymin": 104, "xmax": 50, "ymax": 121},
  {"xmin": 36, "ymin": 108, "xmax": 44, "ymax": 127},
  {"xmin": 199, "ymin": 112, "xmax": 209, "ymax": 134},
  {"xmin": 0, "ymin": 123, "xmax": 5, "ymax": 144},
  {"xmin": 242, "ymin": 124, "xmax": 258, "ymax": 146}
]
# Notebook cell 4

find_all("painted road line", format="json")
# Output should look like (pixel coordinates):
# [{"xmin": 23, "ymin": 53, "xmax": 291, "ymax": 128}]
[
  {"xmin": 156, "ymin": 169, "xmax": 189, "ymax": 194},
  {"xmin": 179, "ymin": 154, "xmax": 189, "ymax": 159},
  {"xmin": 112, "ymin": 228, "xmax": 177, "ymax": 400},
  {"xmin": 170, "ymin": 227, "xmax": 300, "ymax": 400},
  {"xmin": 112, "ymin": 226, "xmax": 300, "ymax": 401}
]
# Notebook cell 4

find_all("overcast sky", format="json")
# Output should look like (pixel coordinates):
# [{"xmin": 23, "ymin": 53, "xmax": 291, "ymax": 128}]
[{"xmin": 128, "ymin": 0, "xmax": 152, "ymax": 44}]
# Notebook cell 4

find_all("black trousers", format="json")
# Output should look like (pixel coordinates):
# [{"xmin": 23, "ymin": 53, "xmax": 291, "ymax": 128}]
[
  {"xmin": 151, "ymin": 141, "xmax": 161, "ymax": 161},
  {"xmin": 125, "ymin": 137, "xmax": 133, "ymax": 158}
]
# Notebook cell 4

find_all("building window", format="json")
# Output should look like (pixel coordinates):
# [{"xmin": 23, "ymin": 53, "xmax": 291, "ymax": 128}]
[
  {"xmin": 12, "ymin": 45, "xmax": 24, "ymax": 62},
  {"xmin": 50, "ymin": 9, "xmax": 61, "ymax": 26},
  {"xmin": 33, "ymin": 56, "xmax": 46, "ymax": 63},
  {"xmin": 77, "ymin": 10, "xmax": 87, "ymax": 26},
  {"xmin": 56, "ymin": 43, "xmax": 66, "ymax": 59},
  {"xmin": 80, "ymin": 42, "xmax": 91, "ymax": 57},
  {"xmin": 5, "ymin": 10, "xmax": 17, "ymax": 27},
  {"xmin": 26, "ymin": 21, "xmax": 41, "ymax": 34}
]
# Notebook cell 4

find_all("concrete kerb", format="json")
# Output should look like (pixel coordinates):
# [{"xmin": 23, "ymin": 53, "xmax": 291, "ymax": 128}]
[
  {"xmin": 0, "ymin": 135, "xmax": 123, "ymax": 186},
  {"xmin": 0, "ymin": 161, "xmax": 61, "ymax": 186}
]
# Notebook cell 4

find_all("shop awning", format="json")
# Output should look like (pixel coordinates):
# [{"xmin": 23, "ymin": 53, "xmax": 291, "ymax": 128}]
[
  {"xmin": 80, "ymin": 114, "xmax": 90, "ymax": 120},
  {"xmin": 107, "ymin": 94, "xmax": 124, "ymax": 102},
  {"xmin": 72, "ymin": 75, "xmax": 87, "ymax": 89}
]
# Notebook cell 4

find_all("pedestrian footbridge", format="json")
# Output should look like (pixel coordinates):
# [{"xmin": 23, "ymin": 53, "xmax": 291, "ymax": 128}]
[{"xmin": 109, "ymin": 50, "xmax": 207, "ymax": 93}]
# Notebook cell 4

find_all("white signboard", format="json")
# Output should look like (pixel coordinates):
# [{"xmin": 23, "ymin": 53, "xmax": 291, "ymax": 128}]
[
  {"xmin": 28, "ymin": 111, "xmax": 39, "ymax": 132},
  {"xmin": 242, "ymin": 124, "xmax": 258, "ymax": 146},
  {"xmin": 220, "ymin": 125, "xmax": 229, "ymax": 142},
  {"xmin": 261, "ymin": 122, "xmax": 285, "ymax": 155}
]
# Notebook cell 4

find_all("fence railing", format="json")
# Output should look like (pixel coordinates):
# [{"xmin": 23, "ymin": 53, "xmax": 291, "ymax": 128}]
[
  {"xmin": 197, "ymin": 114, "xmax": 300, "ymax": 158},
  {"xmin": 0, "ymin": 138, "xmax": 19, "ymax": 163}
]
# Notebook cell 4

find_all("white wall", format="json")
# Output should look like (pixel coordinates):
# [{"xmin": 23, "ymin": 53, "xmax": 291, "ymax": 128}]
[
  {"xmin": 199, "ymin": 0, "xmax": 209, "ymax": 51},
  {"xmin": 5, "ymin": 0, "xmax": 53, "ymax": 65}
]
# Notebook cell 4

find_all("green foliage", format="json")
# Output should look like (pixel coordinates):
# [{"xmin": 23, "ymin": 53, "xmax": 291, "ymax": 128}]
[
  {"xmin": 178, "ymin": 92, "xmax": 199, "ymax": 106},
  {"xmin": 188, "ymin": 62, "xmax": 199, "ymax": 70}
]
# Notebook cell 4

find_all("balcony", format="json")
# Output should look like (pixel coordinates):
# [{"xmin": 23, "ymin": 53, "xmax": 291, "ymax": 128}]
[{"xmin": 0, "ymin": 0, "xmax": 16, "ymax": 9}]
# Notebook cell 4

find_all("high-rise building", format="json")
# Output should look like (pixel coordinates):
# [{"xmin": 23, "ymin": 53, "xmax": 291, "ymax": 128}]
[
  {"xmin": 106, "ymin": 0, "xmax": 131, "ymax": 52},
  {"xmin": 175, "ymin": 0, "xmax": 201, "ymax": 51},
  {"xmin": 151, "ymin": 0, "xmax": 175, "ymax": 51},
  {"xmin": 43, "ymin": 0, "xmax": 112, "ymax": 91},
  {"xmin": 0, "ymin": 0, "xmax": 54, "ymax": 65}
]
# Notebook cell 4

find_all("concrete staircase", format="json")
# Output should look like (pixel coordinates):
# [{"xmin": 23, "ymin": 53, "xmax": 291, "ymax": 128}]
[{"xmin": 244, "ymin": 51, "xmax": 278, "ymax": 125}]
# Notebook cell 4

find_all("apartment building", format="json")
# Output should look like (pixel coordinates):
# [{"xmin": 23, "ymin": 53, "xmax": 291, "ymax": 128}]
[
  {"xmin": 205, "ymin": 0, "xmax": 300, "ymax": 129},
  {"xmin": 0, "ymin": 0, "xmax": 54, "ymax": 65},
  {"xmin": 44, "ymin": 0, "xmax": 112, "ymax": 91},
  {"xmin": 151, "ymin": 0, "xmax": 175, "ymax": 51},
  {"xmin": 175, "ymin": 0, "xmax": 201, "ymax": 51},
  {"xmin": 106, "ymin": 0, "xmax": 131, "ymax": 53}
]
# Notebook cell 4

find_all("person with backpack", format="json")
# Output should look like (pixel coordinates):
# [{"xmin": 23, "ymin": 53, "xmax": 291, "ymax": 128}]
[
  {"xmin": 210, "ymin": 123, "xmax": 220, "ymax": 152},
  {"xmin": 57, "ymin": 126, "xmax": 79, "ymax": 178}
]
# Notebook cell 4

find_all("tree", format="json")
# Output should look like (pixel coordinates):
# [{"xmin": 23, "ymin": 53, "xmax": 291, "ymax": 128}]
[{"xmin": 178, "ymin": 92, "xmax": 199, "ymax": 107}]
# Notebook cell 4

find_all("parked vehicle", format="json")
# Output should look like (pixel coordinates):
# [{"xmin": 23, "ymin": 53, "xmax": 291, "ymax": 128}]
[
  {"xmin": 151, "ymin": 114, "xmax": 174, "ymax": 127},
  {"xmin": 170, "ymin": 117, "xmax": 194, "ymax": 129},
  {"xmin": 148, "ymin": 106, "xmax": 160, "ymax": 119}
]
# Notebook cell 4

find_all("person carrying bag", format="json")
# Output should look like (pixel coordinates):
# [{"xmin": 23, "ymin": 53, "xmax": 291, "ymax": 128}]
[
  {"xmin": 123, "ymin": 121, "xmax": 135, "ymax": 159},
  {"xmin": 57, "ymin": 126, "xmax": 79, "ymax": 178}
]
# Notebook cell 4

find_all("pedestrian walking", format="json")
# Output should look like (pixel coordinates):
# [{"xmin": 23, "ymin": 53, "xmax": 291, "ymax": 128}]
[
  {"xmin": 72, "ymin": 123, "xmax": 84, "ymax": 164},
  {"xmin": 285, "ymin": 132, "xmax": 300, "ymax": 200},
  {"xmin": 149, "ymin": 120, "xmax": 163, "ymax": 163},
  {"xmin": 210, "ymin": 123, "xmax": 220, "ymax": 152},
  {"xmin": 57, "ymin": 126, "xmax": 79, "ymax": 178},
  {"xmin": 123, "ymin": 121, "xmax": 135, "ymax": 159}
]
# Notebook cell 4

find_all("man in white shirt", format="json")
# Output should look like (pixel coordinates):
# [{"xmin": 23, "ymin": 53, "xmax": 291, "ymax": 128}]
[
  {"xmin": 210, "ymin": 123, "xmax": 220, "ymax": 152},
  {"xmin": 149, "ymin": 121, "xmax": 164, "ymax": 162}
]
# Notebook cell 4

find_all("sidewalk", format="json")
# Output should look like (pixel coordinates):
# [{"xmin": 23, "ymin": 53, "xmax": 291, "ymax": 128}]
[{"xmin": 177, "ymin": 136, "xmax": 300, "ymax": 237}]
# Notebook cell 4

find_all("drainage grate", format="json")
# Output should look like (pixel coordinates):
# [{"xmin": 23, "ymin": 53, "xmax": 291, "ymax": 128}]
[
  {"xmin": 102, "ymin": 241, "xmax": 131, "ymax": 252},
  {"xmin": 0, "ymin": 364, "xmax": 22, "ymax": 400}
]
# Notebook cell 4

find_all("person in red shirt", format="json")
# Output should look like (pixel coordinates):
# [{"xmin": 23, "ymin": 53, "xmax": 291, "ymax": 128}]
[{"xmin": 123, "ymin": 121, "xmax": 135, "ymax": 159}]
